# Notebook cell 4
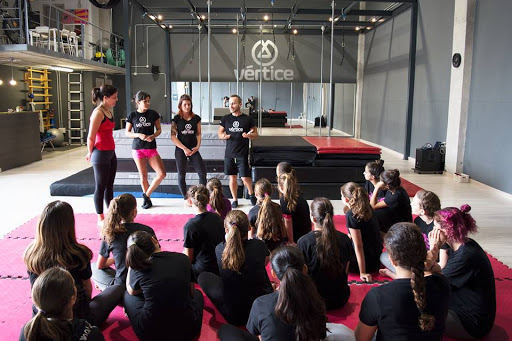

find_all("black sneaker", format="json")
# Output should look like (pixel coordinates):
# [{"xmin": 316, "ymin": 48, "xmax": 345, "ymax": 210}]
[
  {"xmin": 250, "ymin": 194, "xmax": 257, "ymax": 206},
  {"xmin": 142, "ymin": 193, "xmax": 152, "ymax": 209},
  {"xmin": 231, "ymin": 200, "xmax": 238, "ymax": 209}
]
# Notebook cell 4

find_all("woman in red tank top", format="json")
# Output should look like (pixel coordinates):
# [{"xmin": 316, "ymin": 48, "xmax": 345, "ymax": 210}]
[{"xmin": 86, "ymin": 85, "xmax": 119, "ymax": 225}]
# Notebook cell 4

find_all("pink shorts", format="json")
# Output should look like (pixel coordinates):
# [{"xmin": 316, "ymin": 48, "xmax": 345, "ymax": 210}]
[{"xmin": 132, "ymin": 149, "xmax": 159, "ymax": 159}]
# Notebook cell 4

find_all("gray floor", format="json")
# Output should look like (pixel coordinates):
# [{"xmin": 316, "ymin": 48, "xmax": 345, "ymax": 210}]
[{"xmin": 1, "ymin": 132, "xmax": 511, "ymax": 266}]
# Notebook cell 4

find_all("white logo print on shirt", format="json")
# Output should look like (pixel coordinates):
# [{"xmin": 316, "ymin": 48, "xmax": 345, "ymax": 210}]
[
  {"xmin": 229, "ymin": 120, "xmax": 244, "ymax": 133},
  {"xmin": 181, "ymin": 123, "xmax": 195, "ymax": 135},
  {"xmin": 135, "ymin": 116, "xmax": 152, "ymax": 128}
]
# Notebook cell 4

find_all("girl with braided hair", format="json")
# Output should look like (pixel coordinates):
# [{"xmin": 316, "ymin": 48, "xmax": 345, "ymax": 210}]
[
  {"xmin": 297, "ymin": 197, "xmax": 352, "ymax": 309},
  {"xmin": 428, "ymin": 205, "xmax": 496, "ymax": 340},
  {"xmin": 183, "ymin": 185, "xmax": 225, "ymax": 281},
  {"xmin": 356, "ymin": 222, "xmax": 450, "ymax": 340},
  {"xmin": 125, "ymin": 231, "xmax": 204, "ymax": 341},
  {"xmin": 21, "ymin": 267, "xmax": 104, "ymax": 341},
  {"xmin": 93, "ymin": 193, "xmax": 156, "ymax": 290},
  {"xmin": 218, "ymin": 246, "xmax": 355, "ymax": 341},
  {"xmin": 198, "ymin": 210, "xmax": 273, "ymax": 325},
  {"xmin": 249, "ymin": 178, "xmax": 287, "ymax": 251}
]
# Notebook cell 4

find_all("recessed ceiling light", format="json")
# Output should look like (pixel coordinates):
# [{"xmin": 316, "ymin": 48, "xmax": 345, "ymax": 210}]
[
  {"xmin": 168, "ymin": 25, "xmax": 173, "ymax": 29},
  {"xmin": 371, "ymin": 17, "xmax": 377, "ymax": 22},
  {"xmin": 232, "ymin": 28, "xmax": 237, "ymax": 34},
  {"xmin": 201, "ymin": 15, "xmax": 206, "ymax": 20},
  {"xmin": 355, "ymin": 26, "xmax": 360, "ymax": 31},
  {"xmin": 263, "ymin": 15, "xmax": 269, "ymax": 21},
  {"xmin": 157, "ymin": 15, "xmax": 163, "ymax": 21},
  {"xmin": 293, "ymin": 29, "xmax": 298, "ymax": 34}
]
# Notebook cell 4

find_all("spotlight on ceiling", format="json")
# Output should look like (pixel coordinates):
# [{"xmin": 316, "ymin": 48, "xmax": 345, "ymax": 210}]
[
  {"xmin": 293, "ymin": 29, "xmax": 298, "ymax": 35},
  {"xmin": 232, "ymin": 28, "xmax": 237, "ymax": 34},
  {"xmin": 157, "ymin": 15, "xmax": 163, "ymax": 21},
  {"xmin": 263, "ymin": 15, "xmax": 269, "ymax": 21}
]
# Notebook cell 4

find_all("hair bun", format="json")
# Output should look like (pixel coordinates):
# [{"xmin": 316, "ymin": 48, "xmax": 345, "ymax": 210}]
[
  {"xmin": 460, "ymin": 204, "xmax": 471, "ymax": 213},
  {"xmin": 378, "ymin": 159, "xmax": 384, "ymax": 166}
]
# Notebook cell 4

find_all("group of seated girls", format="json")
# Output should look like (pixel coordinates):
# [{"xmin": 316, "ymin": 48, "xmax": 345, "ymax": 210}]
[{"xmin": 20, "ymin": 161, "xmax": 496, "ymax": 341}]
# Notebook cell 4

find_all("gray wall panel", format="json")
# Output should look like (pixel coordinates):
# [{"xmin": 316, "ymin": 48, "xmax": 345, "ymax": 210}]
[
  {"xmin": 361, "ymin": 0, "xmax": 453, "ymax": 156},
  {"xmin": 464, "ymin": 0, "xmax": 512, "ymax": 194}
]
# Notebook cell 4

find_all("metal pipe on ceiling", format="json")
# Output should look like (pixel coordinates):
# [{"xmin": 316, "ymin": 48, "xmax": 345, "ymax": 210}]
[
  {"xmin": 236, "ymin": 14, "xmax": 239, "ymax": 95},
  {"xmin": 198, "ymin": 24, "xmax": 202, "ymax": 118},
  {"xmin": 258, "ymin": 25, "xmax": 263, "ymax": 134},
  {"xmin": 320, "ymin": 25, "xmax": 324, "ymax": 137}
]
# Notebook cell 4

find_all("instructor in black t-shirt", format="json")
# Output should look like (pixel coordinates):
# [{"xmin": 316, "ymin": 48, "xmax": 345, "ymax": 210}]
[{"xmin": 218, "ymin": 94, "xmax": 258, "ymax": 208}]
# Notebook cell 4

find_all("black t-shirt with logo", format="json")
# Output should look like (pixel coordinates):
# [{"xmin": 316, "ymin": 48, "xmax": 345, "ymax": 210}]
[
  {"xmin": 172, "ymin": 114, "xmax": 201, "ymax": 150},
  {"xmin": 220, "ymin": 113, "xmax": 256, "ymax": 158},
  {"xmin": 127, "ymin": 109, "xmax": 161, "ymax": 150}
]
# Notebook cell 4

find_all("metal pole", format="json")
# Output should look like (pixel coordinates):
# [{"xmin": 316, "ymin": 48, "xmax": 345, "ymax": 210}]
[
  {"xmin": 289, "ymin": 83, "xmax": 293, "ymax": 131},
  {"xmin": 258, "ymin": 25, "xmax": 263, "ymax": 133},
  {"xmin": 123, "ymin": 0, "xmax": 132, "ymax": 120},
  {"xmin": 198, "ymin": 25, "xmax": 202, "ymax": 118},
  {"xmin": 23, "ymin": 0, "xmax": 29, "ymax": 44},
  {"xmin": 328, "ymin": 0, "xmax": 335, "ymax": 137},
  {"xmin": 236, "ymin": 14, "xmax": 239, "ymax": 95},
  {"xmin": 208, "ymin": 0, "xmax": 212, "ymax": 124},
  {"xmin": 320, "ymin": 26, "xmax": 324, "ymax": 136},
  {"xmin": 165, "ymin": 30, "xmax": 171, "ymax": 121},
  {"xmin": 403, "ymin": 2, "xmax": 418, "ymax": 160}
]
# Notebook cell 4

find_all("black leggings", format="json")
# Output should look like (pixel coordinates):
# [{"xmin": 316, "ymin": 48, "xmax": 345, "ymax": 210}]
[
  {"xmin": 175, "ymin": 147, "xmax": 207, "ymax": 199},
  {"xmin": 91, "ymin": 149, "xmax": 117, "ymax": 214}
]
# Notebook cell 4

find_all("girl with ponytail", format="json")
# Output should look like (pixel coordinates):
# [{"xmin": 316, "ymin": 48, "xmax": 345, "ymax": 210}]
[
  {"xmin": 21, "ymin": 267, "xmax": 104, "ymax": 341},
  {"xmin": 206, "ymin": 177, "xmax": 231, "ymax": 219},
  {"xmin": 249, "ymin": 178, "xmax": 287, "ymax": 251},
  {"xmin": 341, "ymin": 182, "xmax": 382, "ymax": 282},
  {"xmin": 370, "ymin": 169, "xmax": 413, "ymax": 233},
  {"xmin": 277, "ymin": 169, "xmax": 311, "ymax": 243},
  {"xmin": 125, "ymin": 231, "xmax": 204, "ymax": 341},
  {"xmin": 198, "ymin": 210, "xmax": 272, "ymax": 326},
  {"xmin": 183, "ymin": 185, "xmax": 225, "ymax": 281},
  {"xmin": 428, "ymin": 205, "xmax": 496, "ymax": 340},
  {"xmin": 93, "ymin": 193, "xmax": 156, "ymax": 291},
  {"xmin": 218, "ymin": 246, "xmax": 354, "ymax": 341},
  {"xmin": 356, "ymin": 222, "xmax": 450, "ymax": 341},
  {"xmin": 297, "ymin": 197, "xmax": 352, "ymax": 309}
]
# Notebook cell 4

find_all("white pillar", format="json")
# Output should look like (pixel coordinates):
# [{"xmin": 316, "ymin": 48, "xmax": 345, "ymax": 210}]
[{"xmin": 445, "ymin": 0, "xmax": 475, "ymax": 173}]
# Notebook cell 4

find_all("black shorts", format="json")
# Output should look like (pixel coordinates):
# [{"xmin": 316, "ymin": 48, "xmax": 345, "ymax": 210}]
[{"xmin": 224, "ymin": 157, "xmax": 251, "ymax": 178}]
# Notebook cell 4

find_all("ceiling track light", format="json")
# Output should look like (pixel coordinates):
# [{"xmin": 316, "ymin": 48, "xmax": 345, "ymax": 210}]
[{"xmin": 9, "ymin": 61, "xmax": 16, "ymax": 86}]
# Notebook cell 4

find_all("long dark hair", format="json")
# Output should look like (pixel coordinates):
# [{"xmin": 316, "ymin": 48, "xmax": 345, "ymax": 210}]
[
  {"xmin": 278, "ymin": 172, "xmax": 299, "ymax": 212},
  {"xmin": 91, "ymin": 84, "xmax": 117, "ymax": 104},
  {"xmin": 125, "ymin": 231, "xmax": 157, "ymax": 271},
  {"xmin": 222, "ymin": 210, "xmax": 249, "ymax": 272},
  {"xmin": 272, "ymin": 246, "xmax": 327, "ymax": 341},
  {"xmin": 385, "ymin": 223, "xmax": 435, "ymax": 331},
  {"xmin": 310, "ymin": 198, "xmax": 344, "ymax": 278},
  {"xmin": 24, "ymin": 201, "xmax": 92, "ymax": 275},
  {"xmin": 102, "ymin": 193, "xmax": 136, "ymax": 244},
  {"xmin": 255, "ymin": 178, "xmax": 287, "ymax": 242},
  {"xmin": 23, "ymin": 267, "xmax": 76, "ymax": 341}
]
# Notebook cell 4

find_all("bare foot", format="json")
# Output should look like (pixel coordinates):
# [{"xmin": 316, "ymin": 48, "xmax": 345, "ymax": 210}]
[{"xmin": 379, "ymin": 268, "xmax": 397, "ymax": 279}]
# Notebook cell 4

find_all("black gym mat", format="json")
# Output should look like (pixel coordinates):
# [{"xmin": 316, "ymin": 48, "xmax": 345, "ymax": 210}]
[
  {"xmin": 252, "ymin": 166, "xmax": 366, "ymax": 184},
  {"xmin": 251, "ymin": 136, "xmax": 317, "ymax": 166}
]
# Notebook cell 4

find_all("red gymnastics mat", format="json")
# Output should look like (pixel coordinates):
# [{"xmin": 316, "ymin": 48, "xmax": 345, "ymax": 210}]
[
  {"xmin": 302, "ymin": 136, "xmax": 382, "ymax": 155},
  {"xmin": 3, "ymin": 213, "xmax": 512, "ymax": 340}
]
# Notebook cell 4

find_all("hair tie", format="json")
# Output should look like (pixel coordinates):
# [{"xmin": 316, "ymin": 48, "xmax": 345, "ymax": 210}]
[
  {"xmin": 38, "ymin": 308, "xmax": 47, "ymax": 316},
  {"xmin": 460, "ymin": 204, "xmax": 471, "ymax": 213},
  {"xmin": 264, "ymin": 192, "xmax": 270, "ymax": 197},
  {"xmin": 230, "ymin": 222, "xmax": 237, "ymax": 228}
]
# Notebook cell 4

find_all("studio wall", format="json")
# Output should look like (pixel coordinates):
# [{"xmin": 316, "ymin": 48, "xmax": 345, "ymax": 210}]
[
  {"xmin": 464, "ymin": 0, "xmax": 512, "ymax": 195},
  {"xmin": 361, "ymin": 0, "xmax": 454, "ymax": 156}
]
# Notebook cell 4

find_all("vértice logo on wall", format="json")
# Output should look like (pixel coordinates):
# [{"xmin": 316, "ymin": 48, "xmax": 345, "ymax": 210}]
[
  {"xmin": 228, "ymin": 120, "xmax": 244, "ymax": 133},
  {"xmin": 135, "ymin": 116, "xmax": 152, "ymax": 128},
  {"xmin": 235, "ymin": 40, "xmax": 294, "ymax": 81}
]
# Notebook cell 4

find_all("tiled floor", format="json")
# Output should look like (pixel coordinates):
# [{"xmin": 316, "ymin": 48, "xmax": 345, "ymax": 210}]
[{"xmin": 1, "ymin": 129, "xmax": 511, "ymax": 266}]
